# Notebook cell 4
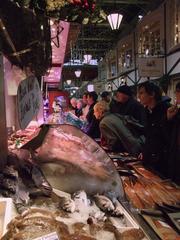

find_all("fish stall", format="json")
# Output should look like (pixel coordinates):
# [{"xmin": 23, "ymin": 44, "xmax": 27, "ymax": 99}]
[
  {"xmin": 1, "ymin": 123, "xmax": 179, "ymax": 240},
  {"xmin": 110, "ymin": 153, "xmax": 180, "ymax": 240},
  {"xmin": 0, "ymin": 124, "xmax": 150, "ymax": 240}
]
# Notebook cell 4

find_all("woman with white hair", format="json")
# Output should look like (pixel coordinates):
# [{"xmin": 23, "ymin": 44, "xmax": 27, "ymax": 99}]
[{"xmin": 94, "ymin": 101, "xmax": 144, "ymax": 154}]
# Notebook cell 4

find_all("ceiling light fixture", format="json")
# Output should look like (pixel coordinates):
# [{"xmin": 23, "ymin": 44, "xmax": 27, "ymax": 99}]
[
  {"xmin": 84, "ymin": 54, "xmax": 92, "ymax": 64},
  {"xmin": 66, "ymin": 79, "xmax": 72, "ymax": 85},
  {"xmin": 75, "ymin": 69, "xmax": 81, "ymax": 78},
  {"xmin": 107, "ymin": 13, "xmax": 123, "ymax": 30}
]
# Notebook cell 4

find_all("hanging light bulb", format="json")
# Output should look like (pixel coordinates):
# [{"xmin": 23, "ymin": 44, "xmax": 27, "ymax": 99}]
[
  {"xmin": 75, "ymin": 69, "xmax": 81, "ymax": 78},
  {"xmin": 107, "ymin": 13, "xmax": 123, "ymax": 30}
]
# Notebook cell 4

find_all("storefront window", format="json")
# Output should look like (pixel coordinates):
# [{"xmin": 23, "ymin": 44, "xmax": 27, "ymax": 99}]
[
  {"xmin": 98, "ymin": 60, "xmax": 107, "ymax": 81},
  {"xmin": 107, "ymin": 49, "xmax": 117, "ymax": 79},
  {"xmin": 174, "ymin": 0, "xmax": 180, "ymax": 45},
  {"xmin": 117, "ymin": 35, "xmax": 134, "ymax": 73},
  {"xmin": 167, "ymin": 0, "xmax": 180, "ymax": 50},
  {"xmin": 138, "ymin": 21, "xmax": 161, "ymax": 56}
]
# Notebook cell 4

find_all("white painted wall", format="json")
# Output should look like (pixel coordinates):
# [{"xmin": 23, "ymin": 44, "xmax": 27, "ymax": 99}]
[{"xmin": 167, "ymin": 52, "xmax": 180, "ymax": 75}]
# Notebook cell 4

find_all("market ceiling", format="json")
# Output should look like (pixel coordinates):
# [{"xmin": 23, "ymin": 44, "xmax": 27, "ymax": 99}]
[
  {"xmin": 0, "ymin": 0, "xmax": 164, "ymax": 80},
  {"xmin": 10, "ymin": 0, "xmax": 164, "ymax": 62},
  {"xmin": 9, "ymin": 0, "xmax": 164, "ymax": 61}
]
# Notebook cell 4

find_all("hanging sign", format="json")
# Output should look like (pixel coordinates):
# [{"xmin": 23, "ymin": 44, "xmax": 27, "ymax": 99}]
[
  {"xmin": 17, "ymin": 76, "xmax": 41, "ymax": 129},
  {"xmin": 138, "ymin": 57, "xmax": 164, "ymax": 77}
]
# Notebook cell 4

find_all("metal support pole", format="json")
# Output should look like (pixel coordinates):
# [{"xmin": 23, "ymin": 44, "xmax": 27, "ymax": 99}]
[
  {"xmin": 133, "ymin": 32, "xmax": 138, "ymax": 85},
  {"xmin": 40, "ymin": 76, "xmax": 44, "ymax": 92},
  {"xmin": 0, "ymin": 49, "xmax": 8, "ymax": 170},
  {"xmin": 164, "ymin": 2, "xmax": 167, "ymax": 76}
]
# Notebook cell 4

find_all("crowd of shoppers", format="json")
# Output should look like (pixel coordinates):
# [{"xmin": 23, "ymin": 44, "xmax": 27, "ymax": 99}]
[{"xmin": 68, "ymin": 82, "xmax": 179, "ymax": 184}]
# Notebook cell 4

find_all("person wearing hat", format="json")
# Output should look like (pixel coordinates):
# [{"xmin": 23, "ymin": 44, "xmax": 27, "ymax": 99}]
[
  {"xmin": 137, "ymin": 81, "xmax": 171, "ymax": 177},
  {"xmin": 110, "ymin": 85, "xmax": 146, "ymax": 126},
  {"xmin": 101, "ymin": 91, "xmax": 111, "ymax": 103}
]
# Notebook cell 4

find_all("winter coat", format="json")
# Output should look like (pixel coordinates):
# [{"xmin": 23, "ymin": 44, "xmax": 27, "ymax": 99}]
[
  {"xmin": 100, "ymin": 112, "xmax": 145, "ymax": 154},
  {"xmin": 109, "ymin": 97, "xmax": 147, "ymax": 126},
  {"xmin": 84, "ymin": 102, "xmax": 100, "ymax": 139},
  {"xmin": 142, "ymin": 100, "xmax": 170, "ymax": 175},
  {"xmin": 166, "ymin": 110, "xmax": 180, "ymax": 184}
]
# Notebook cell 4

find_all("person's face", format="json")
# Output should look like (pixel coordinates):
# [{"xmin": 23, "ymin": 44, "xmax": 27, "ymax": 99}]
[
  {"xmin": 175, "ymin": 88, "xmax": 180, "ymax": 104},
  {"xmin": 87, "ymin": 95, "xmax": 94, "ymax": 105},
  {"xmin": 94, "ymin": 107, "xmax": 103, "ymax": 120},
  {"xmin": 70, "ymin": 100, "xmax": 77, "ymax": 108},
  {"xmin": 77, "ymin": 102, "xmax": 82, "ymax": 109},
  {"xmin": 116, "ymin": 92, "xmax": 129, "ymax": 103},
  {"xmin": 138, "ymin": 87, "xmax": 153, "ymax": 107},
  {"xmin": 82, "ymin": 95, "xmax": 87, "ymax": 104}
]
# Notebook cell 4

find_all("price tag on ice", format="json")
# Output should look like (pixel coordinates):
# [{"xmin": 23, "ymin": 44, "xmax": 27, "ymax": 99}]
[{"xmin": 33, "ymin": 232, "xmax": 59, "ymax": 240}]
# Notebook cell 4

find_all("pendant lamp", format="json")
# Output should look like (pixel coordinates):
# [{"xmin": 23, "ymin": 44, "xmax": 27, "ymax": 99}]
[
  {"xmin": 75, "ymin": 69, "xmax": 81, "ymax": 78},
  {"xmin": 107, "ymin": 13, "xmax": 123, "ymax": 30}
]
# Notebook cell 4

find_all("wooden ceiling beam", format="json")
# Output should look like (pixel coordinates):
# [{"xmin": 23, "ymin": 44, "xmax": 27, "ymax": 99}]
[
  {"xmin": 78, "ymin": 37, "xmax": 114, "ymax": 41},
  {"xmin": 77, "ymin": 48, "xmax": 108, "ymax": 52}
]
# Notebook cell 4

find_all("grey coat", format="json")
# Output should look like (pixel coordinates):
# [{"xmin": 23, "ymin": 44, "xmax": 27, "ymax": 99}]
[{"xmin": 100, "ymin": 112, "xmax": 145, "ymax": 154}]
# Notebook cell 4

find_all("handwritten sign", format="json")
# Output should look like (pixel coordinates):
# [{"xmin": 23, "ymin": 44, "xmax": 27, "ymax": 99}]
[{"xmin": 17, "ymin": 76, "xmax": 41, "ymax": 129}]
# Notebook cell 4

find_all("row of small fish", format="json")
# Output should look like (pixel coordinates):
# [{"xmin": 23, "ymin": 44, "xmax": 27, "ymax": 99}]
[{"xmin": 59, "ymin": 190, "xmax": 124, "ymax": 218}]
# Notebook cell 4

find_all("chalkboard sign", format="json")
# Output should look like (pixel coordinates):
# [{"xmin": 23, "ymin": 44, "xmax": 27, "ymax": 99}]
[{"xmin": 17, "ymin": 76, "xmax": 41, "ymax": 129}]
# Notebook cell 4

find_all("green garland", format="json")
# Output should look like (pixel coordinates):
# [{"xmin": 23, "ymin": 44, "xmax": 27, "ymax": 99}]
[{"xmin": 12, "ymin": 0, "xmax": 107, "ymax": 24}]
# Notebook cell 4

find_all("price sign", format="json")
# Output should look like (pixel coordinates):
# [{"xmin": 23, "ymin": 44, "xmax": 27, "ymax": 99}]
[{"xmin": 17, "ymin": 76, "xmax": 41, "ymax": 129}]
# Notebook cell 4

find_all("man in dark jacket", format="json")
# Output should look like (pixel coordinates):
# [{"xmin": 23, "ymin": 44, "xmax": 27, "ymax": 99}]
[
  {"xmin": 110, "ymin": 85, "xmax": 146, "ymax": 126},
  {"xmin": 138, "ymin": 82, "xmax": 170, "ymax": 176}
]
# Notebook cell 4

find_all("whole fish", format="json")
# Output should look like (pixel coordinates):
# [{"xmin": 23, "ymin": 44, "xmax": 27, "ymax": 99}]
[{"xmin": 12, "ymin": 124, "xmax": 125, "ymax": 201}]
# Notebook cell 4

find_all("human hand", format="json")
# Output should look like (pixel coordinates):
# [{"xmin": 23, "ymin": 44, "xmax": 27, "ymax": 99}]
[
  {"xmin": 138, "ymin": 153, "xmax": 143, "ymax": 160},
  {"xmin": 167, "ymin": 105, "xmax": 178, "ymax": 120}
]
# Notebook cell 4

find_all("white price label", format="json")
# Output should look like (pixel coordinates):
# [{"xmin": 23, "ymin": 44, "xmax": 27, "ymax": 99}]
[{"xmin": 33, "ymin": 232, "xmax": 59, "ymax": 240}]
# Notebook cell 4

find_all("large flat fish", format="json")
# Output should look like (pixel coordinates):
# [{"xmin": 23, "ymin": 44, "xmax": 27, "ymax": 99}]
[{"xmin": 21, "ymin": 124, "xmax": 125, "ymax": 200}]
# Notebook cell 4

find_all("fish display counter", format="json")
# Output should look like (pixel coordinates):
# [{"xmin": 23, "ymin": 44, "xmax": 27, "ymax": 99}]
[
  {"xmin": 110, "ymin": 153, "xmax": 180, "ymax": 240},
  {"xmin": 1, "ymin": 124, "xmax": 150, "ymax": 240},
  {"xmin": 4, "ymin": 124, "xmax": 180, "ymax": 240}
]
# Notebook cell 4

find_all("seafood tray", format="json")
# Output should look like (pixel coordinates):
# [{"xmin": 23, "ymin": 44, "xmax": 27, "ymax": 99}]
[
  {"xmin": 52, "ymin": 188, "xmax": 140, "ymax": 230},
  {"xmin": 2, "ymin": 189, "xmax": 147, "ymax": 240}
]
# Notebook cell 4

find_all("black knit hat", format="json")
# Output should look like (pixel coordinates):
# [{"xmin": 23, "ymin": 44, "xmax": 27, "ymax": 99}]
[
  {"xmin": 117, "ymin": 85, "xmax": 132, "ymax": 96},
  {"xmin": 101, "ymin": 91, "xmax": 110, "ymax": 98},
  {"xmin": 176, "ymin": 82, "xmax": 180, "ymax": 91}
]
